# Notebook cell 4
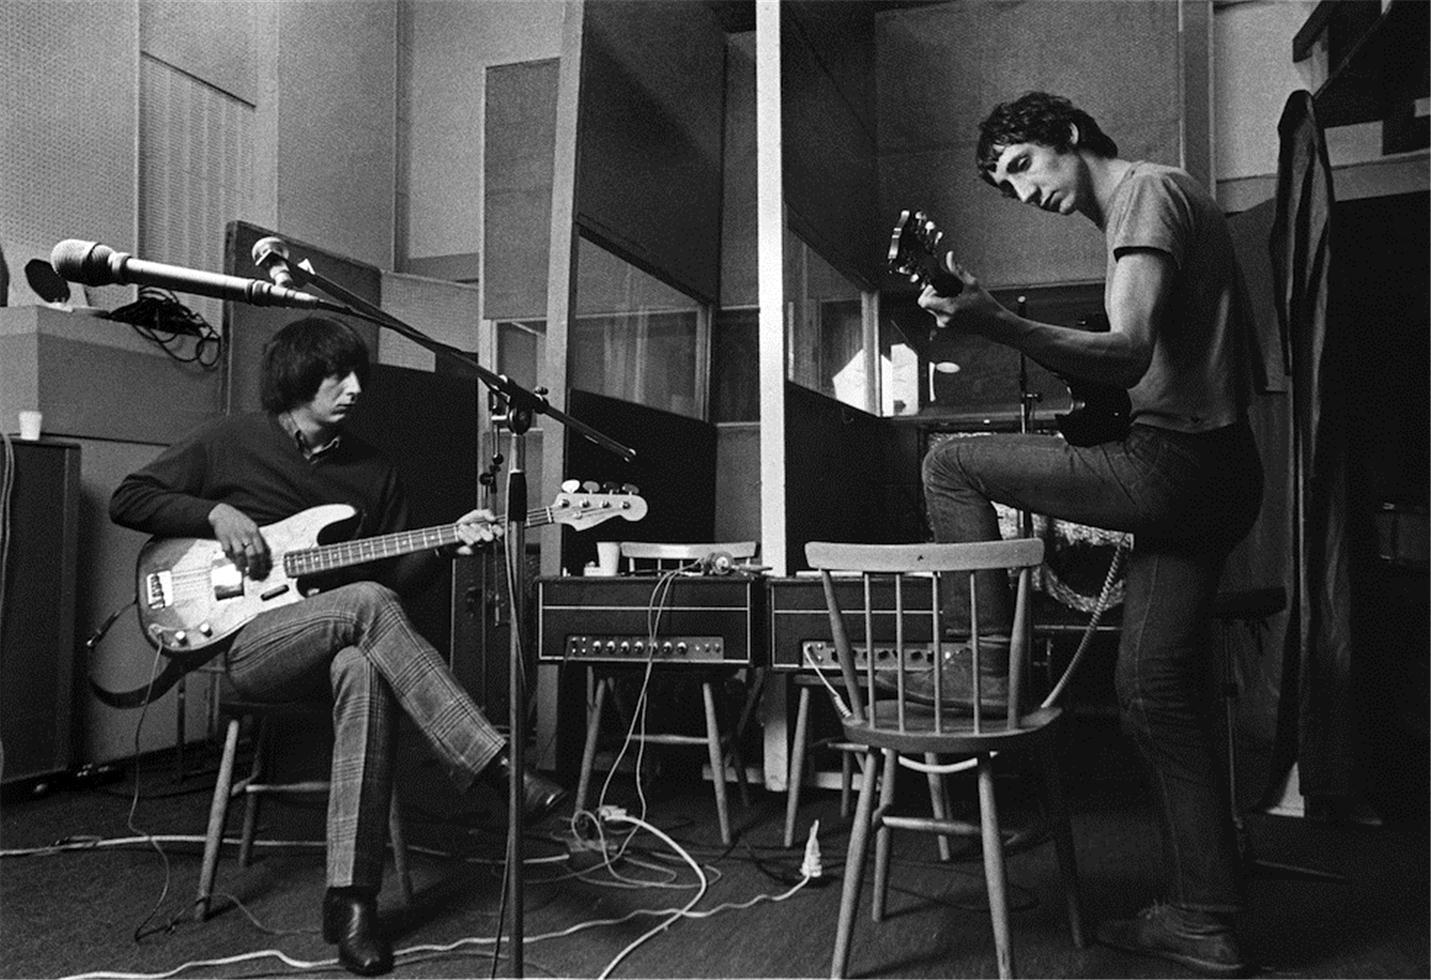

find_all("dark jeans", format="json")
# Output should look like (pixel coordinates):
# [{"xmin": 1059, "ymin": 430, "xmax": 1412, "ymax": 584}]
[
  {"xmin": 922, "ymin": 421, "xmax": 1263, "ymax": 912},
  {"xmin": 224, "ymin": 581, "xmax": 505, "ymax": 889}
]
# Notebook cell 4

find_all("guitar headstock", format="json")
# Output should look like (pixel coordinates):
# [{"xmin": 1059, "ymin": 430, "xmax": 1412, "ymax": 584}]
[
  {"xmin": 550, "ymin": 488, "xmax": 648, "ymax": 530},
  {"xmin": 888, "ymin": 208, "xmax": 962, "ymax": 296}
]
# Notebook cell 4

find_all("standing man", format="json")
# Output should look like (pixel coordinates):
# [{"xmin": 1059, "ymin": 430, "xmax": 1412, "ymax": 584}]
[
  {"xmin": 919, "ymin": 92, "xmax": 1263, "ymax": 977},
  {"xmin": 111, "ymin": 317, "xmax": 566, "ymax": 977}
]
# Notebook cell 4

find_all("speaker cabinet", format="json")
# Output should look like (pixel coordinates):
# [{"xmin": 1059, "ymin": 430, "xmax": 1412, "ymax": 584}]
[{"xmin": 1, "ymin": 439, "xmax": 80, "ymax": 789}]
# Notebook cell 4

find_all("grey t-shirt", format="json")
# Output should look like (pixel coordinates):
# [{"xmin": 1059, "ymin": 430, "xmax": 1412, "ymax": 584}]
[{"xmin": 1104, "ymin": 161, "xmax": 1252, "ymax": 432}]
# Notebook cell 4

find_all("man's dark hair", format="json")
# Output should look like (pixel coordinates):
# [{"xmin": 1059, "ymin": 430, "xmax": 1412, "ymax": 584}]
[
  {"xmin": 976, "ymin": 91, "xmax": 1118, "ymax": 184},
  {"xmin": 260, "ymin": 316, "xmax": 370, "ymax": 413}
]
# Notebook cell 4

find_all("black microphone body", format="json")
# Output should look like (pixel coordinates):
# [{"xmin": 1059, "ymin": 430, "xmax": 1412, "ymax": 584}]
[{"xmin": 50, "ymin": 240, "xmax": 330, "ymax": 309}]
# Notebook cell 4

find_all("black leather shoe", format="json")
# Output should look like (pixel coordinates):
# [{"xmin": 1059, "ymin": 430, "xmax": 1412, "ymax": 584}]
[
  {"xmin": 322, "ymin": 889, "xmax": 393, "ymax": 977},
  {"xmin": 1097, "ymin": 902, "xmax": 1249, "ymax": 978},
  {"xmin": 485, "ymin": 753, "xmax": 569, "ymax": 825}
]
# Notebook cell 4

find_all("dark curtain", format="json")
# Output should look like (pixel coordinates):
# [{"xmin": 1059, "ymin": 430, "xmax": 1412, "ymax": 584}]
[{"xmin": 1268, "ymin": 90, "xmax": 1354, "ymax": 800}]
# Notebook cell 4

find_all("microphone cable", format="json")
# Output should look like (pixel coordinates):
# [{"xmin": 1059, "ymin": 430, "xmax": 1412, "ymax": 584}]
[{"xmin": 104, "ymin": 287, "xmax": 223, "ymax": 370}]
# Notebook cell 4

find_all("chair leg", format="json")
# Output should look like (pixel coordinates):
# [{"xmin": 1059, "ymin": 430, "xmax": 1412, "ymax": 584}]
[
  {"xmin": 977, "ymin": 754, "xmax": 1014, "ymax": 980},
  {"xmin": 870, "ymin": 749, "xmax": 898, "ymax": 922},
  {"xmin": 238, "ymin": 717, "xmax": 268, "ymax": 868},
  {"xmin": 575, "ymin": 671, "xmax": 608, "ymax": 817},
  {"xmin": 388, "ymin": 794, "xmax": 413, "ymax": 907},
  {"xmin": 831, "ymin": 749, "xmax": 879, "ymax": 980},
  {"xmin": 925, "ymin": 753, "xmax": 952, "ymax": 861},
  {"xmin": 195, "ymin": 717, "xmax": 241, "ymax": 921},
  {"xmin": 783, "ymin": 686, "xmax": 812, "ymax": 848},
  {"xmin": 1039, "ymin": 739, "xmax": 1086, "ymax": 948},
  {"xmin": 701, "ymin": 680, "xmax": 733, "ymax": 845}
]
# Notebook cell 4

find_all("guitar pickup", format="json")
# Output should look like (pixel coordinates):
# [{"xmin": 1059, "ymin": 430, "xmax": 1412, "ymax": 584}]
[
  {"xmin": 211, "ymin": 563, "xmax": 244, "ymax": 601},
  {"xmin": 260, "ymin": 584, "xmax": 291, "ymax": 601},
  {"xmin": 144, "ymin": 571, "xmax": 173, "ymax": 610}
]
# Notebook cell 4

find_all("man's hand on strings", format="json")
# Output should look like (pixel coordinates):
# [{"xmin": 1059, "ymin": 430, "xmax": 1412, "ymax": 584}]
[{"xmin": 209, "ymin": 502, "xmax": 272, "ymax": 578}]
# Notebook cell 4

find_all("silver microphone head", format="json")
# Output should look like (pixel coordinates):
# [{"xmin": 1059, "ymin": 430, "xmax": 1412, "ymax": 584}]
[{"xmin": 251, "ymin": 236, "xmax": 296, "ymax": 288}]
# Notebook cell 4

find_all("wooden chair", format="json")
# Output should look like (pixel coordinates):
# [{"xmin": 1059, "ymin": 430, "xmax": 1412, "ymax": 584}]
[
  {"xmin": 195, "ymin": 696, "xmax": 412, "ymax": 921},
  {"xmin": 806, "ymin": 539, "xmax": 1085, "ymax": 980},
  {"xmin": 573, "ymin": 541, "xmax": 762, "ymax": 845}
]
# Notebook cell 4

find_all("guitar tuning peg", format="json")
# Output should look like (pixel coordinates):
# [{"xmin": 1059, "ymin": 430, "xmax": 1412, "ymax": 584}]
[
  {"xmin": 581, "ymin": 480, "xmax": 601, "ymax": 493},
  {"xmin": 620, "ymin": 483, "xmax": 639, "ymax": 495},
  {"xmin": 561, "ymin": 478, "xmax": 580, "ymax": 493},
  {"xmin": 600, "ymin": 481, "xmax": 621, "ymax": 493}
]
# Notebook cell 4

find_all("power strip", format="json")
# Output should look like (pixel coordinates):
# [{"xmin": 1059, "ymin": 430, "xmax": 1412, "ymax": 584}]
[{"xmin": 563, "ymin": 831, "xmax": 619, "ymax": 872}]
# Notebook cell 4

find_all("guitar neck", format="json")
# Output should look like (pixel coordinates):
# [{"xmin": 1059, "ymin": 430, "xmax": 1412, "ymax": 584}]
[{"xmin": 285, "ymin": 507, "xmax": 553, "ymax": 577}]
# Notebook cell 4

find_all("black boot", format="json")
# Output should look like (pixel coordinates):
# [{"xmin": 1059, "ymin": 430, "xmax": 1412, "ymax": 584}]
[
  {"xmin": 1097, "ymin": 901, "xmax": 1249, "ymax": 977},
  {"xmin": 483, "ymin": 752, "xmax": 568, "ymax": 825},
  {"xmin": 322, "ymin": 888, "xmax": 393, "ymax": 977}
]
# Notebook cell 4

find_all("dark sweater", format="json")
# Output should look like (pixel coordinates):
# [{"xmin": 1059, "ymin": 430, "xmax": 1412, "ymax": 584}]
[{"xmin": 111, "ymin": 412, "xmax": 428, "ymax": 591}]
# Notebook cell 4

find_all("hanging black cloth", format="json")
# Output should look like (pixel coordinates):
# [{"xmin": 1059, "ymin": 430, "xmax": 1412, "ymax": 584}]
[{"xmin": 1267, "ymin": 90, "xmax": 1354, "ymax": 801}]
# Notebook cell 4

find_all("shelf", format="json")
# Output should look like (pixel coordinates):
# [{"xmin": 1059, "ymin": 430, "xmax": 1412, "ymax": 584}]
[{"xmin": 1297, "ymin": 0, "xmax": 1430, "ymax": 129}]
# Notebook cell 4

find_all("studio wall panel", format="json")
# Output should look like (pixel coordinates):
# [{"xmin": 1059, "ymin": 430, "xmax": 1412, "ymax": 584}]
[
  {"xmin": 0, "ymin": 0, "xmax": 137, "ymax": 310},
  {"xmin": 576, "ymin": 0, "xmax": 727, "ymax": 304}
]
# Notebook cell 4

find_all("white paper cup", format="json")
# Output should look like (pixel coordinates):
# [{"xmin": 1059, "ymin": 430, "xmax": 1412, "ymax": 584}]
[
  {"xmin": 596, "ymin": 541, "xmax": 621, "ymax": 576},
  {"xmin": 17, "ymin": 411, "xmax": 42, "ymax": 440}
]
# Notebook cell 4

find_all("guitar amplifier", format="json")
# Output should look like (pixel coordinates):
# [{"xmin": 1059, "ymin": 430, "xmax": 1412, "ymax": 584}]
[
  {"xmin": 767, "ymin": 575, "xmax": 938, "ymax": 672},
  {"xmin": 537, "ymin": 575, "xmax": 764, "ymax": 666}
]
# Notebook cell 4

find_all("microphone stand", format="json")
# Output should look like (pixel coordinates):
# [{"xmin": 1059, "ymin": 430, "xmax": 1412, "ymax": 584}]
[
  {"xmin": 1016, "ymin": 296, "xmax": 1039, "ymax": 540},
  {"xmin": 282, "ymin": 257, "xmax": 634, "ymax": 976}
]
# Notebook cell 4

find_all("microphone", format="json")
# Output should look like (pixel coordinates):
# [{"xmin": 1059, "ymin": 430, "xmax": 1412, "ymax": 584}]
[
  {"xmin": 50, "ymin": 239, "xmax": 333, "ymax": 309},
  {"xmin": 251, "ymin": 236, "xmax": 303, "ymax": 289}
]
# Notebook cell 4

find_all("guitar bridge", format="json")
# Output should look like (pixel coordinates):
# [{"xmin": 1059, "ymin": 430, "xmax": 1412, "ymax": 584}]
[{"xmin": 144, "ymin": 570, "xmax": 173, "ymax": 610}]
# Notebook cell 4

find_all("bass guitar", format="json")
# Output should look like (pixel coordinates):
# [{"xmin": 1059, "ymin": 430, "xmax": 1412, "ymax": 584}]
[
  {"xmin": 888, "ymin": 208, "xmax": 1130, "ymax": 446},
  {"xmin": 136, "ymin": 488, "xmax": 647, "ymax": 661}
]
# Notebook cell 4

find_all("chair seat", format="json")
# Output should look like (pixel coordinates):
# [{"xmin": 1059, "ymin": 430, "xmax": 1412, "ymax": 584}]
[{"xmin": 842, "ymin": 703, "xmax": 1064, "ymax": 756}]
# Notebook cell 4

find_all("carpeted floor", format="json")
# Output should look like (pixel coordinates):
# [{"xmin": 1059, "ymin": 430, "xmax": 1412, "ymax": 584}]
[{"xmin": 2, "ymin": 714, "xmax": 1426, "ymax": 980}]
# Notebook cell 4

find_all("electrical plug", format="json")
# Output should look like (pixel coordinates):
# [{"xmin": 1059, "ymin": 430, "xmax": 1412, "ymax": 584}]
[{"xmin": 800, "ymin": 820, "xmax": 823, "ymax": 879}]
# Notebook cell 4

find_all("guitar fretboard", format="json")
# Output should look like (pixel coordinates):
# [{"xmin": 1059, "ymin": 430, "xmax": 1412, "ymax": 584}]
[{"xmin": 282, "ymin": 507, "xmax": 557, "ymax": 577}]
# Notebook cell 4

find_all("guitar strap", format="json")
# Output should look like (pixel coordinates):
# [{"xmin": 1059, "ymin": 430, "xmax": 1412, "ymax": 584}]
[
  {"xmin": 83, "ymin": 598, "xmax": 219, "ymax": 709},
  {"xmin": 88, "ymin": 658, "xmax": 190, "ymax": 710}
]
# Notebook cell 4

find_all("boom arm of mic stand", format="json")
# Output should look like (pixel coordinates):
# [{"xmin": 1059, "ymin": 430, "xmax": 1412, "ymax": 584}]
[{"xmin": 291, "ymin": 262, "xmax": 636, "ymax": 463}]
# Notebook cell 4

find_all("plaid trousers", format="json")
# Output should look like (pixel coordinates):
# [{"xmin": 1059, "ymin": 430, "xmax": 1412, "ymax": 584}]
[{"xmin": 224, "ymin": 581, "xmax": 505, "ymax": 888}]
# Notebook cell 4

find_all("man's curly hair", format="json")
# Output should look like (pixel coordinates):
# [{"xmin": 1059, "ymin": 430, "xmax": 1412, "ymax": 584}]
[{"xmin": 976, "ymin": 92, "xmax": 1118, "ymax": 185}]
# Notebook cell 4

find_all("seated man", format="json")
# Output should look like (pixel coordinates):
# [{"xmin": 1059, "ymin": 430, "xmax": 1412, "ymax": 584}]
[{"xmin": 111, "ymin": 316, "xmax": 565, "ymax": 977}]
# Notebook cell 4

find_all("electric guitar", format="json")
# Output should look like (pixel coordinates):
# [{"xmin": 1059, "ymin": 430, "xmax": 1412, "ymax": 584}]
[
  {"xmin": 888, "ymin": 208, "xmax": 1131, "ymax": 446},
  {"xmin": 135, "ymin": 488, "xmax": 647, "ymax": 661}
]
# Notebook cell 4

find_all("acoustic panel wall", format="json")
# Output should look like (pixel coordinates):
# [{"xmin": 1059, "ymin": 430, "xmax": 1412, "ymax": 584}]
[
  {"xmin": 782, "ymin": 1, "xmax": 880, "ymax": 289},
  {"xmin": 576, "ymin": 0, "xmax": 727, "ymax": 304},
  {"xmin": 0, "ymin": 0, "xmax": 137, "ymax": 310},
  {"xmin": 273, "ymin": 0, "xmax": 397, "ymax": 271},
  {"xmin": 140, "ymin": 55, "xmax": 256, "ymax": 334},
  {"xmin": 483, "ymin": 59, "xmax": 561, "ymax": 321}
]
